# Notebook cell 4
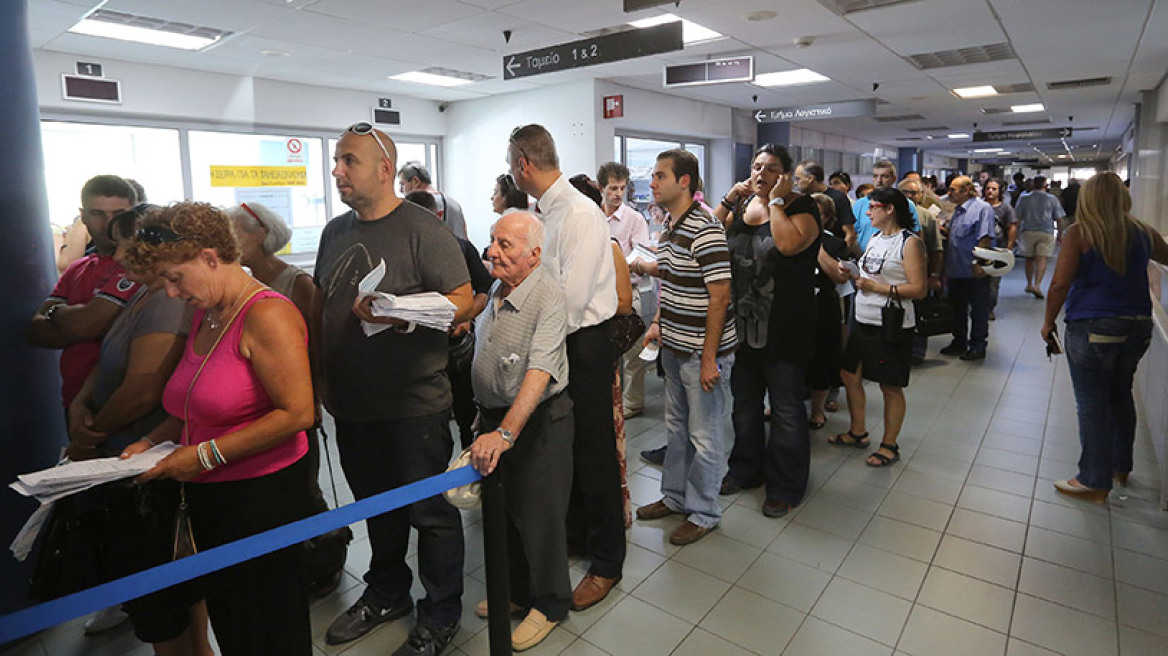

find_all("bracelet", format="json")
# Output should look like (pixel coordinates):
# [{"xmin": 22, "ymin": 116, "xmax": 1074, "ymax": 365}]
[
  {"xmin": 196, "ymin": 442, "xmax": 215, "ymax": 471},
  {"xmin": 720, "ymin": 197, "xmax": 735, "ymax": 211},
  {"xmin": 208, "ymin": 439, "xmax": 227, "ymax": 466}
]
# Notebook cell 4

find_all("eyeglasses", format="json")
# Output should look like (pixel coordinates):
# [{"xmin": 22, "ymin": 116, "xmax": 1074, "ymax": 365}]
[
  {"xmin": 136, "ymin": 224, "xmax": 192, "ymax": 246},
  {"xmin": 868, "ymin": 202, "xmax": 889, "ymax": 210},
  {"xmin": 346, "ymin": 122, "xmax": 392, "ymax": 161}
]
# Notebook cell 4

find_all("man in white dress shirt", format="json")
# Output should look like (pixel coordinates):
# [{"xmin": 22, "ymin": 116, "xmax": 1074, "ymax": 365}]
[
  {"xmin": 597, "ymin": 161, "xmax": 651, "ymax": 418},
  {"xmin": 507, "ymin": 124, "xmax": 624, "ymax": 611}
]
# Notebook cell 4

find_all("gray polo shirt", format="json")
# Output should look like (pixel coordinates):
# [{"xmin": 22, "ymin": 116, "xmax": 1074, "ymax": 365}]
[{"xmin": 472, "ymin": 266, "xmax": 568, "ymax": 409}]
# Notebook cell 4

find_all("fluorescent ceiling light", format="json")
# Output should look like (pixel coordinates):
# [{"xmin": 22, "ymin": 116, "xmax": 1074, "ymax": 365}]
[
  {"xmin": 952, "ymin": 85, "xmax": 998, "ymax": 99},
  {"xmin": 628, "ymin": 13, "xmax": 723, "ymax": 44},
  {"xmin": 753, "ymin": 68, "xmax": 830, "ymax": 87},
  {"xmin": 1057, "ymin": 154, "xmax": 1069, "ymax": 158},
  {"xmin": 69, "ymin": 18, "xmax": 220, "ymax": 50},
  {"xmin": 973, "ymin": 147, "xmax": 1004, "ymax": 153},
  {"xmin": 390, "ymin": 71, "xmax": 474, "ymax": 87},
  {"xmin": 1011, "ymin": 103, "xmax": 1045, "ymax": 113},
  {"xmin": 948, "ymin": 133, "xmax": 970, "ymax": 139}
]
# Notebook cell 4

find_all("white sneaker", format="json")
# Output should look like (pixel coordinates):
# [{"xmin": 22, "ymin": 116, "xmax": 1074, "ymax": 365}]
[{"xmin": 83, "ymin": 606, "xmax": 129, "ymax": 635}]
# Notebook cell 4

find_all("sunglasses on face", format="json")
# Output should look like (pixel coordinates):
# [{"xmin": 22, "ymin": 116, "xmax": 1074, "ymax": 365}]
[
  {"xmin": 869, "ymin": 202, "xmax": 889, "ymax": 210},
  {"xmin": 346, "ymin": 122, "xmax": 392, "ymax": 161},
  {"xmin": 136, "ymin": 224, "xmax": 192, "ymax": 246}
]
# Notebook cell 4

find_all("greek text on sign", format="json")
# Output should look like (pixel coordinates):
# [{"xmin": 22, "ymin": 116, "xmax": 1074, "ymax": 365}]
[
  {"xmin": 753, "ymin": 99, "xmax": 876, "ymax": 123},
  {"xmin": 503, "ymin": 22, "xmax": 682, "ymax": 80},
  {"xmin": 209, "ymin": 166, "xmax": 307, "ymax": 187},
  {"xmin": 972, "ymin": 127, "xmax": 1073, "ymax": 143}
]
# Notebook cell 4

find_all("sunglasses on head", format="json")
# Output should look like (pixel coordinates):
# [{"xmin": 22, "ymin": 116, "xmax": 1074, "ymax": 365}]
[
  {"xmin": 346, "ymin": 122, "xmax": 392, "ymax": 161},
  {"xmin": 136, "ymin": 224, "xmax": 192, "ymax": 246},
  {"xmin": 508, "ymin": 126, "xmax": 530, "ymax": 165}
]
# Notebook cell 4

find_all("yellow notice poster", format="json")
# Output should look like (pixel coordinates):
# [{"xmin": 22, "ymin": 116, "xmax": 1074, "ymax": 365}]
[{"xmin": 209, "ymin": 165, "xmax": 307, "ymax": 187}]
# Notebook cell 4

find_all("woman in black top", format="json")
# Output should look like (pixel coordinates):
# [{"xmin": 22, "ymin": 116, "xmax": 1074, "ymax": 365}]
[
  {"xmin": 713, "ymin": 144, "xmax": 821, "ymax": 519},
  {"xmin": 806, "ymin": 194, "xmax": 852, "ymax": 429}
]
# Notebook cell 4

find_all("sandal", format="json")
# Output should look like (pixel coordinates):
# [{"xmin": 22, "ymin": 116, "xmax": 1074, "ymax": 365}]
[
  {"xmin": 824, "ymin": 401, "xmax": 840, "ymax": 413},
  {"xmin": 828, "ymin": 430, "xmax": 869, "ymax": 448},
  {"xmin": 809, "ymin": 416, "xmax": 826, "ymax": 430},
  {"xmin": 866, "ymin": 443, "xmax": 900, "ymax": 467}
]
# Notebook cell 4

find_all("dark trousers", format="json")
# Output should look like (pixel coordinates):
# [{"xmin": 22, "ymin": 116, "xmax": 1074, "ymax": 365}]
[
  {"xmin": 728, "ymin": 347, "xmax": 811, "ymax": 506},
  {"xmin": 447, "ymin": 356, "xmax": 477, "ymax": 449},
  {"xmin": 480, "ymin": 392, "xmax": 574, "ymax": 621},
  {"xmin": 564, "ymin": 320, "xmax": 626, "ymax": 579},
  {"xmin": 187, "ymin": 457, "xmax": 313, "ymax": 656},
  {"xmin": 948, "ymin": 277, "xmax": 991, "ymax": 352},
  {"xmin": 334, "ymin": 411, "xmax": 464, "ymax": 628}
]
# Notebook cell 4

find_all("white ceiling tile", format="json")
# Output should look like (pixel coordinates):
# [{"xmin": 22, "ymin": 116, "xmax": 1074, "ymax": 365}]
[{"xmin": 307, "ymin": 0, "xmax": 486, "ymax": 32}]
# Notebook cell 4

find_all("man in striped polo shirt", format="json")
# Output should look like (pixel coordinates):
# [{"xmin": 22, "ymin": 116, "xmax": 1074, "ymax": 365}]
[{"xmin": 633, "ymin": 149, "xmax": 737, "ymax": 546}]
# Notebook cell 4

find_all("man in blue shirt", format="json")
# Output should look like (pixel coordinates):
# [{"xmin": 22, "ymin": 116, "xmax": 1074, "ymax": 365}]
[
  {"xmin": 852, "ymin": 159, "xmax": 920, "ymax": 250},
  {"xmin": 1015, "ymin": 176, "xmax": 1065, "ymax": 299},
  {"xmin": 939, "ymin": 176, "xmax": 996, "ymax": 360}
]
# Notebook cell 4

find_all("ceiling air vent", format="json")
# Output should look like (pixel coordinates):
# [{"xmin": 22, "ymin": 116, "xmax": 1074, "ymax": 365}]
[
  {"xmin": 979, "ymin": 107, "xmax": 1013, "ymax": 115},
  {"xmin": 895, "ymin": 137, "xmax": 922, "ymax": 141},
  {"xmin": 905, "ymin": 43, "xmax": 1016, "ymax": 70},
  {"xmin": 1001, "ymin": 118, "xmax": 1051, "ymax": 126},
  {"xmin": 817, "ymin": 0, "xmax": 920, "ymax": 15},
  {"xmin": 1047, "ymin": 77, "xmax": 1111, "ymax": 90},
  {"xmin": 872, "ymin": 114, "xmax": 925, "ymax": 123},
  {"xmin": 906, "ymin": 125, "xmax": 949, "ymax": 132}
]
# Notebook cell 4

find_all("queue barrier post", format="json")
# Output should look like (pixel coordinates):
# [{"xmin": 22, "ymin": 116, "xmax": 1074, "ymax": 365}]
[{"xmin": 481, "ymin": 467, "xmax": 512, "ymax": 656}]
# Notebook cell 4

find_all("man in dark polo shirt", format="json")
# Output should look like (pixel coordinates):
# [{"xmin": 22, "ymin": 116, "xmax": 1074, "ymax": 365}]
[{"xmin": 315, "ymin": 123, "xmax": 473, "ymax": 656}]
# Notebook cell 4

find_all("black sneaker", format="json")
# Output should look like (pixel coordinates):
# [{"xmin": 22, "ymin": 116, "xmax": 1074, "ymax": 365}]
[
  {"xmin": 392, "ymin": 621, "xmax": 460, "ymax": 656},
  {"xmin": 640, "ymin": 445, "xmax": 666, "ymax": 466},
  {"xmin": 959, "ymin": 349, "xmax": 986, "ymax": 361},
  {"xmin": 939, "ymin": 342, "xmax": 966, "ymax": 356},
  {"xmin": 326, "ymin": 598, "xmax": 414, "ymax": 645}
]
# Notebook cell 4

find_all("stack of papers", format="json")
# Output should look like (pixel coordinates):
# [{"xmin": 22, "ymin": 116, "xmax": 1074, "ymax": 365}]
[
  {"xmin": 625, "ymin": 243, "xmax": 657, "ymax": 266},
  {"xmin": 8, "ymin": 443, "xmax": 178, "ymax": 560},
  {"xmin": 358, "ymin": 259, "xmax": 457, "ymax": 336}
]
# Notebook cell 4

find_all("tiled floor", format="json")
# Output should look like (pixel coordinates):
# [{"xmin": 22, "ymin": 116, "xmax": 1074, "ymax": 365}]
[{"xmin": 7, "ymin": 270, "xmax": 1168, "ymax": 656}]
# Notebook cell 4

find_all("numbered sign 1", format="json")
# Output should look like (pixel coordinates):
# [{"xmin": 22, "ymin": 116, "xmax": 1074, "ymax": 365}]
[{"xmin": 76, "ymin": 62, "xmax": 104, "ymax": 78}]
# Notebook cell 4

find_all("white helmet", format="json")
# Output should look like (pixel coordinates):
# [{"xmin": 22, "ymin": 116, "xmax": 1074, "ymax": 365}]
[
  {"xmin": 973, "ymin": 246, "xmax": 1015, "ymax": 277},
  {"xmin": 443, "ymin": 449, "xmax": 481, "ymax": 510}
]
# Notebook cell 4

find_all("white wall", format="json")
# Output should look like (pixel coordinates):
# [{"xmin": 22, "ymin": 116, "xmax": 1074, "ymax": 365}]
[
  {"xmin": 33, "ymin": 50, "xmax": 448, "ymax": 136},
  {"xmin": 789, "ymin": 125, "xmax": 894, "ymax": 159},
  {"xmin": 592, "ymin": 81, "xmax": 736, "ymax": 202},
  {"xmin": 1133, "ymin": 81, "xmax": 1168, "ymax": 233},
  {"xmin": 442, "ymin": 79, "xmax": 598, "ymax": 249}
]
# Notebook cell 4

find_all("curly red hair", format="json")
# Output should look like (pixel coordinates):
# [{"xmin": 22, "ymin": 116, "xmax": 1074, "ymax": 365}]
[{"xmin": 125, "ymin": 202, "xmax": 240, "ymax": 275}]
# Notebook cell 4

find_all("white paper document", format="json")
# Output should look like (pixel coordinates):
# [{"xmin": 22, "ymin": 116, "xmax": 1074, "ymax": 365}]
[
  {"xmin": 8, "ymin": 442, "xmax": 179, "ymax": 561},
  {"xmin": 357, "ymin": 259, "xmax": 457, "ymax": 335},
  {"xmin": 625, "ymin": 243, "xmax": 657, "ymax": 266}
]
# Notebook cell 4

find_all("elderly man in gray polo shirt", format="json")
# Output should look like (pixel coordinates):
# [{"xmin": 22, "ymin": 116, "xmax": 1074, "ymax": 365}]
[{"xmin": 469, "ymin": 211, "xmax": 573, "ymax": 652}]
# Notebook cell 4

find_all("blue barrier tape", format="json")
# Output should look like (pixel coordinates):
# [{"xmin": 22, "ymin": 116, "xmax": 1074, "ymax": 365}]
[{"xmin": 0, "ymin": 465, "xmax": 481, "ymax": 644}]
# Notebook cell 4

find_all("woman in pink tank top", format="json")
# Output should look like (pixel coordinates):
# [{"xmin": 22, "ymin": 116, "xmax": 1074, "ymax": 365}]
[{"xmin": 121, "ymin": 202, "xmax": 315, "ymax": 656}]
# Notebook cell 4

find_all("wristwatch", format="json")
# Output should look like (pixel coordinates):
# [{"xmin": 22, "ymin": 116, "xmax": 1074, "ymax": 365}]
[
  {"xmin": 44, "ymin": 303, "xmax": 65, "ymax": 323},
  {"xmin": 768, "ymin": 196, "xmax": 786, "ymax": 208},
  {"xmin": 497, "ymin": 428, "xmax": 515, "ymax": 446}
]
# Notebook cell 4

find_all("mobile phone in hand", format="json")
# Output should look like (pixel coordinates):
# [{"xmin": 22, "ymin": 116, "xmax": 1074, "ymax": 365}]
[{"xmin": 1045, "ymin": 328, "xmax": 1063, "ymax": 359}]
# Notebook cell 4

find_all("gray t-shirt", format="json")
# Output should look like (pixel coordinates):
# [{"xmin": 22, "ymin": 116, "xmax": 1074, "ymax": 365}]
[
  {"xmin": 314, "ymin": 202, "xmax": 470, "ymax": 421},
  {"xmin": 1015, "ymin": 190, "xmax": 1065, "ymax": 234},
  {"xmin": 93, "ymin": 287, "xmax": 190, "ymax": 451},
  {"xmin": 435, "ymin": 193, "xmax": 468, "ymax": 240}
]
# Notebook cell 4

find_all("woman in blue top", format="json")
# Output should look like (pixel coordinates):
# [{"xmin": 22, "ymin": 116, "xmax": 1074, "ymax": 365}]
[{"xmin": 1042, "ymin": 172, "xmax": 1168, "ymax": 503}]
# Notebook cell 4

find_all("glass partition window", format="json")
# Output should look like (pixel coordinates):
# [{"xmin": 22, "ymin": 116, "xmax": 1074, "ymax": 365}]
[
  {"xmin": 40, "ymin": 121, "xmax": 183, "ymax": 232},
  {"xmin": 620, "ymin": 135, "xmax": 708, "ymax": 209},
  {"xmin": 189, "ymin": 131, "xmax": 326, "ymax": 254}
]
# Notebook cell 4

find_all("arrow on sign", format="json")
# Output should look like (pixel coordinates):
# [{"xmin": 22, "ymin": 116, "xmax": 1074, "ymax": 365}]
[
  {"xmin": 754, "ymin": 110, "xmax": 766, "ymax": 123},
  {"xmin": 506, "ymin": 57, "xmax": 519, "ymax": 77},
  {"xmin": 1059, "ymin": 127, "xmax": 1071, "ymax": 138}
]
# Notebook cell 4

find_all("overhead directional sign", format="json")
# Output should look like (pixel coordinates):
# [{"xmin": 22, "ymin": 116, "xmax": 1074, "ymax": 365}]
[
  {"xmin": 753, "ymin": 99, "xmax": 876, "ymax": 123},
  {"xmin": 665, "ymin": 56, "xmax": 754, "ymax": 88},
  {"xmin": 503, "ymin": 22, "xmax": 683, "ymax": 80},
  {"xmin": 972, "ymin": 127, "xmax": 1073, "ymax": 142}
]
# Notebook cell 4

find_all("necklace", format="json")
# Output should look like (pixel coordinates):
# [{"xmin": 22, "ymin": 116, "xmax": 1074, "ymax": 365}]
[{"xmin": 206, "ymin": 282, "xmax": 256, "ymax": 332}]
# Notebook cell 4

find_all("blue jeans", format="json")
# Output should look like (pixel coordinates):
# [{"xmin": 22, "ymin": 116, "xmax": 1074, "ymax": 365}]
[
  {"xmin": 1065, "ymin": 317, "xmax": 1153, "ymax": 489},
  {"xmin": 660, "ymin": 349, "xmax": 734, "ymax": 529},
  {"xmin": 728, "ymin": 346, "xmax": 811, "ymax": 506}
]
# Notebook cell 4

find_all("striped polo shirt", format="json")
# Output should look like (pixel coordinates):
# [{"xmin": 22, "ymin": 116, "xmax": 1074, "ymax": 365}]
[{"xmin": 657, "ymin": 201, "xmax": 737, "ymax": 356}]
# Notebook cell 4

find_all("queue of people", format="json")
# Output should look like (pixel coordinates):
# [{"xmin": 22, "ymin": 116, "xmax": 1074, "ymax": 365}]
[{"xmin": 23, "ymin": 124, "xmax": 1159, "ymax": 656}]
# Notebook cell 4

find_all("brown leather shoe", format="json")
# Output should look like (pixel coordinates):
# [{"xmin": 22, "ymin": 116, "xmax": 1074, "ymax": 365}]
[
  {"xmin": 571, "ymin": 573, "xmax": 620, "ymax": 611},
  {"xmin": 669, "ymin": 520, "xmax": 715, "ymax": 545},
  {"xmin": 635, "ymin": 499, "xmax": 680, "ymax": 521}
]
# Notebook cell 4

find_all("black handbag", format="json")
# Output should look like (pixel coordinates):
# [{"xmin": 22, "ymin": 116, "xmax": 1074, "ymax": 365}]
[
  {"xmin": 881, "ymin": 287, "xmax": 906, "ymax": 342},
  {"xmin": 913, "ymin": 293, "xmax": 954, "ymax": 337},
  {"xmin": 610, "ymin": 312, "xmax": 646, "ymax": 354}
]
